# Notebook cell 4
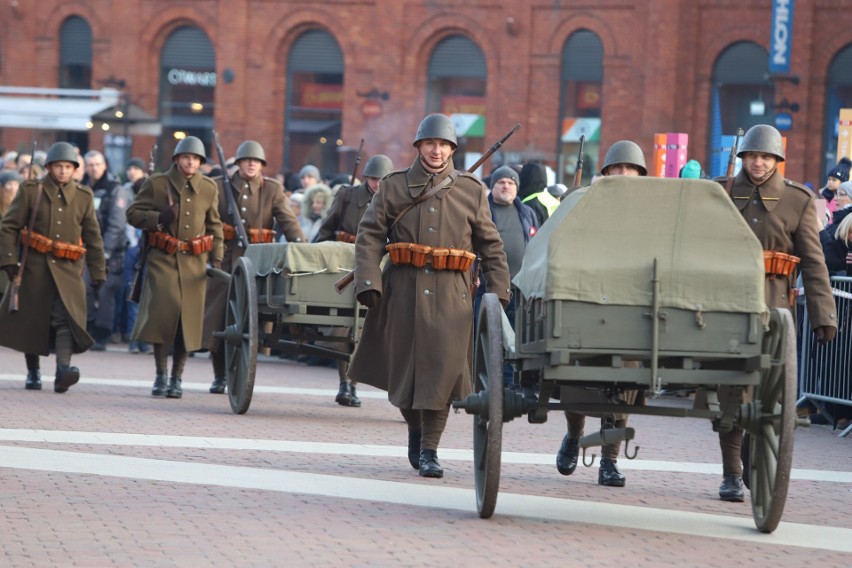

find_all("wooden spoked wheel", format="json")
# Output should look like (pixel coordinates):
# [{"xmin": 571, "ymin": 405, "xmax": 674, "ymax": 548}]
[{"xmin": 224, "ymin": 256, "xmax": 259, "ymax": 415}]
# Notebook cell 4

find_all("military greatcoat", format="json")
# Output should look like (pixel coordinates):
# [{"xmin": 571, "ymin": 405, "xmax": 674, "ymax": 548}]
[
  {"xmin": 313, "ymin": 182, "xmax": 375, "ymax": 243},
  {"xmin": 201, "ymin": 173, "xmax": 305, "ymax": 349},
  {"xmin": 0, "ymin": 176, "xmax": 106, "ymax": 354},
  {"xmin": 126, "ymin": 164, "xmax": 223, "ymax": 351},
  {"xmin": 348, "ymin": 158, "xmax": 511, "ymax": 410},
  {"xmin": 728, "ymin": 169, "xmax": 836, "ymax": 327}
]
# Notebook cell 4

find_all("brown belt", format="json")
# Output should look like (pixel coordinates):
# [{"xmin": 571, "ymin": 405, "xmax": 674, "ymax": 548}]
[
  {"xmin": 222, "ymin": 224, "xmax": 276, "ymax": 244},
  {"xmin": 20, "ymin": 229, "xmax": 86, "ymax": 261},
  {"xmin": 385, "ymin": 242, "xmax": 476, "ymax": 272},
  {"xmin": 148, "ymin": 231, "xmax": 214, "ymax": 255},
  {"xmin": 335, "ymin": 230, "xmax": 356, "ymax": 244},
  {"xmin": 763, "ymin": 250, "xmax": 800, "ymax": 278}
]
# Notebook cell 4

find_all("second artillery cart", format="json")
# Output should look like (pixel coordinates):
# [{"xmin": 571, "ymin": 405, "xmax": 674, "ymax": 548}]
[{"xmin": 454, "ymin": 176, "xmax": 799, "ymax": 533}]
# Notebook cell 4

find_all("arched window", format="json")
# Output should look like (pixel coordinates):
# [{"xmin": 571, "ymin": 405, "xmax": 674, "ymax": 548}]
[
  {"xmin": 823, "ymin": 44, "xmax": 852, "ymax": 174},
  {"xmin": 708, "ymin": 42, "xmax": 773, "ymax": 176},
  {"xmin": 59, "ymin": 16, "xmax": 92, "ymax": 89},
  {"xmin": 427, "ymin": 35, "xmax": 486, "ymax": 169},
  {"xmin": 558, "ymin": 30, "xmax": 603, "ymax": 184},
  {"xmin": 285, "ymin": 30, "xmax": 344, "ymax": 178},
  {"xmin": 159, "ymin": 26, "xmax": 216, "ymax": 160}
]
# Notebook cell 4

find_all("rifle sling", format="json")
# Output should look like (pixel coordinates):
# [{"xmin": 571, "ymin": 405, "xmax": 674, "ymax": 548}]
[
  {"xmin": 389, "ymin": 171, "xmax": 458, "ymax": 236},
  {"xmin": 17, "ymin": 183, "xmax": 45, "ymax": 277}
]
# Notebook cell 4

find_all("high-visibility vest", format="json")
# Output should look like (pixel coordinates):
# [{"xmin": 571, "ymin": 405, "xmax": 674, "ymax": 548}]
[{"xmin": 522, "ymin": 191, "xmax": 560, "ymax": 216}]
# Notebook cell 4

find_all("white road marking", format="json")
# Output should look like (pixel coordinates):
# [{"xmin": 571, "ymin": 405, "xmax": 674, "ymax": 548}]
[
  {"xmin": 1, "ymin": 429, "xmax": 849, "ymax": 483},
  {"xmin": 0, "ymin": 444, "xmax": 850, "ymax": 553}
]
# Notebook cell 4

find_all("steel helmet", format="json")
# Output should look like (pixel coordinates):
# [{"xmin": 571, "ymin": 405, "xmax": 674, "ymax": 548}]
[
  {"xmin": 235, "ymin": 140, "xmax": 267, "ymax": 166},
  {"xmin": 362, "ymin": 154, "xmax": 393, "ymax": 178},
  {"xmin": 600, "ymin": 140, "xmax": 647, "ymax": 176},
  {"xmin": 413, "ymin": 114, "xmax": 457, "ymax": 148},
  {"xmin": 172, "ymin": 136, "xmax": 207, "ymax": 163},
  {"xmin": 737, "ymin": 124, "xmax": 785, "ymax": 162},
  {"xmin": 44, "ymin": 142, "xmax": 79, "ymax": 168}
]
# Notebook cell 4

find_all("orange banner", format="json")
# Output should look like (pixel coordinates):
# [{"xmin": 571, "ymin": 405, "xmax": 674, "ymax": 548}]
[
  {"xmin": 300, "ymin": 84, "xmax": 343, "ymax": 109},
  {"xmin": 441, "ymin": 96, "xmax": 486, "ymax": 116}
]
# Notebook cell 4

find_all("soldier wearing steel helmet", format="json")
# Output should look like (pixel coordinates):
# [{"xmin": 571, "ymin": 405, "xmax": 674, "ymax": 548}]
[
  {"xmin": 0, "ymin": 142, "xmax": 106, "ymax": 393},
  {"xmin": 126, "ymin": 136, "xmax": 224, "ymax": 399},
  {"xmin": 202, "ymin": 140, "xmax": 305, "ymax": 394},
  {"xmin": 554, "ymin": 138, "xmax": 646, "ymax": 488},
  {"xmin": 349, "ymin": 114, "xmax": 510, "ymax": 478},
  {"xmin": 313, "ymin": 153, "xmax": 394, "ymax": 407},
  {"xmin": 711, "ymin": 124, "xmax": 837, "ymax": 502}
]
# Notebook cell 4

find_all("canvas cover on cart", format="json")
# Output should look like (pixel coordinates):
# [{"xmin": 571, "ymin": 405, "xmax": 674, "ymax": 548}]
[
  {"xmin": 512, "ymin": 176, "xmax": 766, "ymax": 314},
  {"xmin": 244, "ymin": 242, "xmax": 354, "ymax": 276}
]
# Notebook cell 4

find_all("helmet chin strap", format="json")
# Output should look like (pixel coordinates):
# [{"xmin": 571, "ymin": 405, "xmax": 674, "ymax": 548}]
[
  {"xmin": 749, "ymin": 166, "xmax": 777, "ymax": 185},
  {"xmin": 419, "ymin": 153, "xmax": 453, "ymax": 173}
]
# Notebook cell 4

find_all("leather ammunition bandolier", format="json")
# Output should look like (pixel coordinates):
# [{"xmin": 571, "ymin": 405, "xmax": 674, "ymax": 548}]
[
  {"xmin": 147, "ymin": 232, "xmax": 214, "ymax": 255},
  {"xmin": 334, "ymin": 230, "xmax": 356, "ymax": 243},
  {"xmin": 20, "ymin": 229, "xmax": 86, "ymax": 261},
  {"xmin": 763, "ymin": 250, "xmax": 800, "ymax": 278},
  {"xmin": 222, "ymin": 223, "xmax": 275, "ymax": 244}
]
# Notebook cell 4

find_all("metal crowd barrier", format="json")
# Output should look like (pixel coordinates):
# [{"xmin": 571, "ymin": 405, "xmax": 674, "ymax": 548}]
[{"xmin": 798, "ymin": 276, "xmax": 852, "ymax": 437}]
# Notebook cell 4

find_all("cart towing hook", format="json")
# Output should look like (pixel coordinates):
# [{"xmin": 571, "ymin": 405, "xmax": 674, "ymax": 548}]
[{"xmin": 453, "ymin": 387, "xmax": 538, "ymax": 421}]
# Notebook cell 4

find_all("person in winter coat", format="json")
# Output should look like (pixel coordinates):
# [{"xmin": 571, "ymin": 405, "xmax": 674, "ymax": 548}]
[
  {"xmin": 518, "ymin": 162, "xmax": 559, "ymax": 226},
  {"xmin": 0, "ymin": 142, "xmax": 106, "ymax": 393},
  {"xmin": 349, "ymin": 114, "xmax": 510, "ymax": 479},
  {"xmin": 298, "ymin": 183, "xmax": 332, "ymax": 242}
]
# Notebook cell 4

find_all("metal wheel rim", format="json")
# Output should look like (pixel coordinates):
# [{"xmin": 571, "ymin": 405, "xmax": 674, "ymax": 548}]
[
  {"xmin": 225, "ymin": 256, "xmax": 258, "ymax": 415},
  {"xmin": 750, "ymin": 308, "xmax": 795, "ymax": 533},
  {"xmin": 473, "ymin": 293, "xmax": 504, "ymax": 519}
]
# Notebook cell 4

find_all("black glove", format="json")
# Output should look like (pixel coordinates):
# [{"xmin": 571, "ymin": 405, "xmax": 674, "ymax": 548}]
[
  {"xmin": 357, "ymin": 290, "xmax": 381, "ymax": 309},
  {"xmin": 210, "ymin": 259, "xmax": 222, "ymax": 270},
  {"xmin": 91, "ymin": 279, "xmax": 105, "ymax": 291},
  {"xmin": 158, "ymin": 206, "xmax": 177, "ymax": 227},
  {"xmin": 2, "ymin": 265, "xmax": 17, "ymax": 280},
  {"xmin": 814, "ymin": 326, "xmax": 837, "ymax": 345}
]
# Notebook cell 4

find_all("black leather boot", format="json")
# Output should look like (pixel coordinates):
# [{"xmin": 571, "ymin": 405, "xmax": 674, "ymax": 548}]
[
  {"xmin": 209, "ymin": 377, "xmax": 226, "ymax": 394},
  {"xmin": 335, "ymin": 382, "xmax": 352, "ymax": 406},
  {"xmin": 151, "ymin": 373, "xmax": 168, "ymax": 397},
  {"xmin": 166, "ymin": 376, "xmax": 183, "ymax": 399},
  {"xmin": 419, "ymin": 449, "xmax": 444, "ymax": 478},
  {"xmin": 556, "ymin": 434, "xmax": 580, "ymax": 476},
  {"xmin": 598, "ymin": 458, "xmax": 626, "ymax": 487},
  {"xmin": 54, "ymin": 365, "xmax": 80, "ymax": 393},
  {"xmin": 348, "ymin": 384, "xmax": 362, "ymax": 407},
  {"xmin": 25, "ymin": 369, "xmax": 42, "ymax": 390},
  {"xmin": 719, "ymin": 474, "xmax": 745, "ymax": 502},
  {"xmin": 407, "ymin": 429, "xmax": 422, "ymax": 470}
]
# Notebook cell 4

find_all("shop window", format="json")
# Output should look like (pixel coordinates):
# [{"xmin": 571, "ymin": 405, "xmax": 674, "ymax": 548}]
[
  {"xmin": 59, "ymin": 16, "xmax": 92, "ymax": 150},
  {"xmin": 708, "ymin": 42, "xmax": 773, "ymax": 176},
  {"xmin": 285, "ymin": 30, "xmax": 344, "ymax": 180},
  {"xmin": 158, "ymin": 26, "xmax": 216, "ymax": 162},
  {"xmin": 823, "ymin": 44, "xmax": 852, "ymax": 174},
  {"xmin": 558, "ymin": 30, "xmax": 603, "ymax": 185},
  {"xmin": 427, "ymin": 35, "xmax": 486, "ymax": 170}
]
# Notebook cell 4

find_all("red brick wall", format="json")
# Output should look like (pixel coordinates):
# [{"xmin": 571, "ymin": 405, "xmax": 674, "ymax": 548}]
[{"xmin": 1, "ymin": 0, "xmax": 850, "ymax": 185}]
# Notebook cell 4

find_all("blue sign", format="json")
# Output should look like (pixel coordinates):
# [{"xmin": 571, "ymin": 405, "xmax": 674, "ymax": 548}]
[
  {"xmin": 775, "ymin": 112, "xmax": 793, "ymax": 131},
  {"xmin": 769, "ymin": 0, "xmax": 794, "ymax": 74}
]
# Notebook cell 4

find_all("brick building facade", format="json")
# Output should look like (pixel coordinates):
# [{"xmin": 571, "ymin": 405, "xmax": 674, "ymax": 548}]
[{"xmin": 1, "ymin": 0, "xmax": 851, "ymax": 186}]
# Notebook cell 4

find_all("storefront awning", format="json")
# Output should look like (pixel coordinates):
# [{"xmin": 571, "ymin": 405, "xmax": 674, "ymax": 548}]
[
  {"xmin": 561, "ymin": 117, "xmax": 601, "ymax": 143},
  {"xmin": 450, "ymin": 113, "xmax": 485, "ymax": 137},
  {"xmin": 288, "ymin": 119, "xmax": 340, "ymax": 134},
  {"xmin": 90, "ymin": 103, "xmax": 162, "ymax": 136},
  {"xmin": 0, "ymin": 86, "xmax": 121, "ymax": 132}
]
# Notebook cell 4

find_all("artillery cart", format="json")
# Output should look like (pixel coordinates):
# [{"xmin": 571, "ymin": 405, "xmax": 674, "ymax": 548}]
[
  {"xmin": 454, "ymin": 177, "xmax": 798, "ymax": 533},
  {"xmin": 213, "ymin": 241, "xmax": 366, "ymax": 414}
]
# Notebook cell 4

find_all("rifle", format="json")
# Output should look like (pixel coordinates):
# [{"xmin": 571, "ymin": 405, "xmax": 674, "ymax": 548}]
[
  {"xmin": 8, "ymin": 141, "xmax": 38, "ymax": 313},
  {"xmin": 351, "ymin": 138, "xmax": 365, "ymax": 185},
  {"xmin": 333, "ymin": 123, "xmax": 522, "ymax": 294},
  {"xmin": 213, "ymin": 130, "xmax": 250, "ymax": 249},
  {"xmin": 572, "ymin": 134, "xmax": 586, "ymax": 188},
  {"xmin": 128, "ymin": 144, "xmax": 157, "ymax": 303},
  {"xmin": 724, "ymin": 128, "xmax": 744, "ymax": 197}
]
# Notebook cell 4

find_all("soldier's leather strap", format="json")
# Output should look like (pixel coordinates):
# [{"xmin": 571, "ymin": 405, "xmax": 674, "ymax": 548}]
[
  {"xmin": 15, "ymin": 182, "xmax": 44, "ymax": 278},
  {"xmin": 388, "ymin": 171, "xmax": 458, "ymax": 236}
]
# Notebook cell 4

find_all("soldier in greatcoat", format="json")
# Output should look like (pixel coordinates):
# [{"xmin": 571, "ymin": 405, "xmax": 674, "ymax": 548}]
[
  {"xmin": 126, "ymin": 136, "xmax": 223, "ymax": 399},
  {"xmin": 349, "ymin": 114, "xmax": 510, "ymax": 478},
  {"xmin": 0, "ymin": 142, "xmax": 106, "ymax": 393},
  {"xmin": 713, "ymin": 124, "xmax": 836, "ymax": 502},
  {"xmin": 202, "ymin": 140, "xmax": 305, "ymax": 394},
  {"xmin": 314, "ymin": 153, "xmax": 394, "ymax": 407}
]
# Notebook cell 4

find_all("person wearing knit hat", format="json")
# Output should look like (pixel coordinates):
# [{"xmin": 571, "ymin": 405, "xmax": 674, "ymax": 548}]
[
  {"xmin": 821, "ymin": 157, "xmax": 852, "ymax": 210},
  {"xmin": 299, "ymin": 164, "xmax": 321, "ymax": 189},
  {"xmin": 679, "ymin": 159, "xmax": 703, "ymax": 179}
]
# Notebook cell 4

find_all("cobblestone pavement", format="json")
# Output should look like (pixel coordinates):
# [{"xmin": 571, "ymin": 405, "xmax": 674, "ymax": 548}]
[{"xmin": 0, "ymin": 344, "xmax": 850, "ymax": 567}]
